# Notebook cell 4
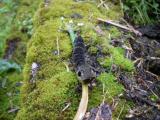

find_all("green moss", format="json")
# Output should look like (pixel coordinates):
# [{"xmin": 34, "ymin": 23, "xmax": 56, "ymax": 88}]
[
  {"xmin": 0, "ymin": 73, "xmax": 22, "ymax": 120},
  {"xmin": 98, "ymin": 47, "xmax": 134, "ymax": 71},
  {"xmin": 97, "ymin": 73, "xmax": 133, "ymax": 119},
  {"xmin": 149, "ymin": 94, "xmax": 159, "ymax": 102},
  {"xmin": 109, "ymin": 26, "xmax": 121, "ymax": 38},
  {"xmin": 97, "ymin": 73, "xmax": 124, "ymax": 100},
  {"xmin": 98, "ymin": 1, "xmax": 122, "ymax": 20},
  {"xmin": 16, "ymin": 71, "xmax": 79, "ymax": 119},
  {"xmin": 88, "ymin": 46, "xmax": 98, "ymax": 55}
]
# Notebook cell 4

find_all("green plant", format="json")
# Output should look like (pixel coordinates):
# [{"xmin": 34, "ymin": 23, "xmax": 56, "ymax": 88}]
[
  {"xmin": 18, "ymin": 16, "xmax": 33, "ymax": 37},
  {"xmin": 0, "ymin": 0, "xmax": 18, "ymax": 57},
  {"xmin": 0, "ymin": 0, "xmax": 17, "ymax": 14},
  {"xmin": 0, "ymin": 59, "xmax": 21, "ymax": 76},
  {"xmin": 123, "ymin": 0, "xmax": 160, "ymax": 24}
]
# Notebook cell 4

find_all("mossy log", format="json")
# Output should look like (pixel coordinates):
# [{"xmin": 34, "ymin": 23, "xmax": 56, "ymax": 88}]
[{"xmin": 16, "ymin": 0, "xmax": 134, "ymax": 119}]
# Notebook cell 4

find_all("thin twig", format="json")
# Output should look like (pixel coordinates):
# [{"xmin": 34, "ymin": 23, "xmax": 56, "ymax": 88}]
[
  {"xmin": 56, "ymin": 36, "xmax": 60, "ymax": 56},
  {"xmin": 133, "ymin": 58, "xmax": 143, "ymax": 64},
  {"xmin": 97, "ymin": 18, "xmax": 142, "ymax": 36},
  {"xmin": 63, "ymin": 62, "xmax": 70, "ymax": 72},
  {"xmin": 98, "ymin": 0, "xmax": 108, "ymax": 9},
  {"xmin": 141, "ymin": 78, "xmax": 159, "ymax": 100},
  {"xmin": 97, "ymin": 0, "xmax": 105, "ymax": 8},
  {"xmin": 62, "ymin": 102, "xmax": 71, "ymax": 112},
  {"xmin": 117, "ymin": 103, "xmax": 125, "ymax": 120},
  {"xmin": 119, "ymin": 0, "xmax": 124, "ymax": 15},
  {"xmin": 146, "ymin": 70, "xmax": 159, "ymax": 80},
  {"xmin": 74, "ymin": 84, "xmax": 88, "ymax": 120},
  {"xmin": 150, "ymin": 57, "xmax": 160, "ymax": 60},
  {"xmin": 121, "ymin": 18, "xmax": 141, "ymax": 36}
]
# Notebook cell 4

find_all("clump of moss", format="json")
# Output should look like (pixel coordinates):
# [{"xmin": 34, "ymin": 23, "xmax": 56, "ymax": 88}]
[
  {"xmin": 97, "ymin": 1, "xmax": 123, "ymax": 20},
  {"xmin": 98, "ymin": 47, "xmax": 134, "ymax": 71},
  {"xmin": 109, "ymin": 26, "xmax": 121, "ymax": 38},
  {"xmin": 0, "ymin": 73, "xmax": 22, "ymax": 120},
  {"xmin": 88, "ymin": 46, "xmax": 98, "ymax": 55},
  {"xmin": 16, "ymin": 71, "xmax": 79, "ymax": 119},
  {"xmin": 149, "ymin": 94, "xmax": 159, "ymax": 102},
  {"xmin": 97, "ymin": 73, "xmax": 133, "ymax": 119},
  {"xmin": 97, "ymin": 73, "xmax": 124, "ymax": 101}
]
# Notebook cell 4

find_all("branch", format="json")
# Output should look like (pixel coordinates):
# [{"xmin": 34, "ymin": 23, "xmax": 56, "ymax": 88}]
[
  {"xmin": 97, "ymin": 18, "xmax": 142, "ymax": 36},
  {"xmin": 74, "ymin": 84, "xmax": 88, "ymax": 120}
]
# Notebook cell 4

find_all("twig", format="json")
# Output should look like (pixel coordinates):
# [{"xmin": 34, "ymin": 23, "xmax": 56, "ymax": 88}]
[
  {"xmin": 126, "ymin": 50, "xmax": 132, "ymax": 59},
  {"xmin": 119, "ymin": 0, "xmax": 124, "ymax": 15},
  {"xmin": 117, "ymin": 103, "xmax": 125, "ymax": 120},
  {"xmin": 146, "ymin": 70, "xmax": 159, "ymax": 80},
  {"xmin": 102, "ymin": 83, "xmax": 106, "ymax": 103},
  {"xmin": 62, "ymin": 102, "xmax": 71, "ymax": 112},
  {"xmin": 137, "ymin": 59, "xmax": 143, "ymax": 68},
  {"xmin": 97, "ymin": 18, "xmax": 142, "ymax": 36},
  {"xmin": 133, "ymin": 58, "xmax": 143, "ymax": 64},
  {"xmin": 150, "ymin": 57, "xmax": 160, "ymax": 60},
  {"xmin": 121, "ymin": 18, "xmax": 142, "ymax": 36},
  {"xmin": 126, "ymin": 106, "xmax": 152, "ymax": 118},
  {"xmin": 97, "ymin": 0, "xmax": 105, "ymax": 8},
  {"xmin": 74, "ymin": 84, "xmax": 88, "ymax": 120},
  {"xmin": 63, "ymin": 62, "xmax": 70, "ymax": 72},
  {"xmin": 56, "ymin": 36, "xmax": 60, "ymax": 56},
  {"xmin": 122, "ymin": 45, "xmax": 133, "ymax": 51},
  {"xmin": 111, "ymin": 97, "xmax": 120, "ymax": 110},
  {"xmin": 98, "ymin": 0, "xmax": 108, "ymax": 9},
  {"xmin": 139, "ymin": 78, "xmax": 159, "ymax": 100}
]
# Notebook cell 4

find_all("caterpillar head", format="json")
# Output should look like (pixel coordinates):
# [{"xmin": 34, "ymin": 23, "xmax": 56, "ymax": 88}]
[{"xmin": 76, "ymin": 64, "xmax": 96, "ymax": 83}]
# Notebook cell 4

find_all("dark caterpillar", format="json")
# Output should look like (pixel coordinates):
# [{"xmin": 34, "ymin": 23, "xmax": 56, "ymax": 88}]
[
  {"xmin": 73, "ymin": 36, "xmax": 85, "ymax": 66},
  {"xmin": 72, "ymin": 35, "xmax": 96, "ymax": 83}
]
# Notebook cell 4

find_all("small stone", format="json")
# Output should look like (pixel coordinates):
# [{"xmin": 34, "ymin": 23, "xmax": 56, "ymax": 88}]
[{"xmin": 32, "ymin": 62, "xmax": 38, "ymax": 70}]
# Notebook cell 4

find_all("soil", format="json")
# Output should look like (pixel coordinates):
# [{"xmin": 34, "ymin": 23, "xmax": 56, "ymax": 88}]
[
  {"xmin": 121, "ymin": 25, "xmax": 160, "ymax": 120},
  {"xmin": 3, "ymin": 38, "xmax": 20, "ymax": 60}
]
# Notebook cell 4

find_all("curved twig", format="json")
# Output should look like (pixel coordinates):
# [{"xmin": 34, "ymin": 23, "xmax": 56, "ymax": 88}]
[{"xmin": 74, "ymin": 83, "xmax": 88, "ymax": 120}]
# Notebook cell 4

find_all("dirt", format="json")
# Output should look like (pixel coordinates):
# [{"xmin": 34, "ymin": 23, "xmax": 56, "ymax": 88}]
[
  {"xmin": 3, "ymin": 38, "xmax": 20, "ymax": 60},
  {"xmin": 83, "ymin": 102, "xmax": 112, "ymax": 120},
  {"xmin": 119, "ymin": 25, "xmax": 160, "ymax": 120},
  {"xmin": 138, "ymin": 24, "xmax": 160, "ymax": 41}
]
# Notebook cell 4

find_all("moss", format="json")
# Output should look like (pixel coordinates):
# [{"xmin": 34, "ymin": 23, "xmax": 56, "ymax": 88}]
[
  {"xmin": 97, "ymin": 1, "xmax": 123, "ymax": 20},
  {"xmin": 0, "ymin": 73, "xmax": 22, "ymax": 120},
  {"xmin": 88, "ymin": 46, "xmax": 98, "ymax": 55},
  {"xmin": 109, "ymin": 26, "xmax": 121, "ymax": 38},
  {"xmin": 97, "ymin": 73, "xmax": 124, "ymax": 101},
  {"xmin": 16, "ymin": 0, "xmax": 134, "ymax": 119},
  {"xmin": 97, "ymin": 73, "xmax": 134, "ymax": 119},
  {"xmin": 149, "ymin": 94, "xmax": 159, "ymax": 102},
  {"xmin": 98, "ymin": 47, "xmax": 134, "ymax": 71},
  {"xmin": 16, "ymin": 71, "xmax": 79, "ymax": 119}
]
